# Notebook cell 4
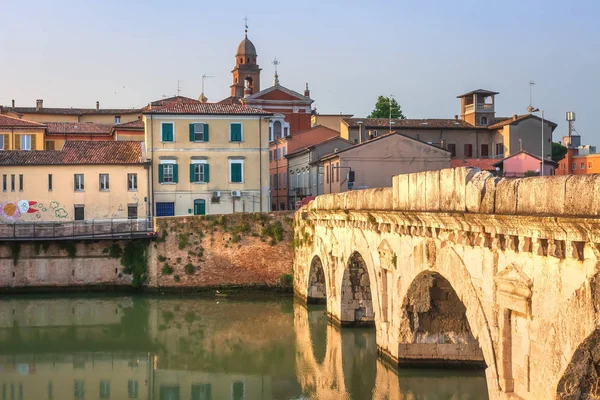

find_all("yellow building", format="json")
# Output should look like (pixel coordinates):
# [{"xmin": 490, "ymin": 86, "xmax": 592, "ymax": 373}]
[
  {"xmin": 0, "ymin": 114, "xmax": 47, "ymax": 150},
  {"xmin": 0, "ymin": 141, "xmax": 149, "ymax": 223},
  {"xmin": 143, "ymin": 96, "xmax": 271, "ymax": 216}
]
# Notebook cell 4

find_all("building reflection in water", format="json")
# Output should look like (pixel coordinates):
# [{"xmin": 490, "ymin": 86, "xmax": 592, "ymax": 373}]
[{"xmin": 0, "ymin": 295, "xmax": 487, "ymax": 400}]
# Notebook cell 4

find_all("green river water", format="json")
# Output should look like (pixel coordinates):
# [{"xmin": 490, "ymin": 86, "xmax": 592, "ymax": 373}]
[{"xmin": 0, "ymin": 295, "xmax": 488, "ymax": 399}]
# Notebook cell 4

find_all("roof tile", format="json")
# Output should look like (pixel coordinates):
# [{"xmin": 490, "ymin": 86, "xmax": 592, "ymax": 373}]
[
  {"xmin": 46, "ymin": 122, "xmax": 113, "ymax": 135},
  {"xmin": 0, "ymin": 115, "xmax": 45, "ymax": 128},
  {"xmin": 144, "ymin": 96, "xmax": 270, "ymax": 115},
  {"xmin": 450, "ymin": 158, "xmax": 498, "ymax": 171},
  {"xmin": 342, "ymin": 118, "xmax": 477, "ymax": 129}
]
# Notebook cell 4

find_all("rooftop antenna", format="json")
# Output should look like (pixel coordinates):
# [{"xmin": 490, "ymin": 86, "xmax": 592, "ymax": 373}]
[
  {"xmin": 177, "ymin": 80, "xmax": 183, "ymax": 96},
  {"xmin": 528, "ymin": 81, "xmax": 535, "ymax": 109},
  {"xmin": 201, "ymin": 74, "xmax": 215, "ymax": 96},
  {"xmin": 272, "ymin": 58, "xmax": 280, "ymax": 85}
]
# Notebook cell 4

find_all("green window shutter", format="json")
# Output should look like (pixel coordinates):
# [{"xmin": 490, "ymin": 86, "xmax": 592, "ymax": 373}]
[
  {"xmin": 158, "ymin": 164, "xmax": 164, "ymax": 183},
  {"xmin": 189, "ymin": 124, "xmax": 195, "ymax": 142},
  {"xmin": 231, "ymin": 123, "xmax": 242, "ymax": 142},
  {"xmin": 162, "ymin": 123, "xmax": 174, "ymax": 142},
  {"xmin": 204, "ymin": 164, "xmax": 210, "ymax": 182},
  {"xmin": 204, "ymin": 124, "xmax": 209, "ymax": 142},
  {"xmin": 231, "ymin": 163, "xmax": 242, "ymax": 183},
  {"xmin": 173, "ymin": 164, "xmax": 179, "ymax": 183},
  {"xmin": 189, "ymin": 164, "xmax": 195, "ymax": 182}
]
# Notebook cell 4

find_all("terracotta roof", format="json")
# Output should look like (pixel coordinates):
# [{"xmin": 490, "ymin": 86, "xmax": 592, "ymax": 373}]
[
  {"xmin": 3, "ymin": 106, "xmax": 140, "ymax": 116},
  {"xmin": 218, "ymin": 96, "xmax": 243, "ymax": 105},
  {"xmin": 144, "ymin": 96, "xmax": 271, "ymax": 115},
  {"xmin": 285, "ymin": 135, "xmax": 354, "ymax": 158},
  {"xmin": 144, "ymin": 96, "xmax": 199, "ymax": 110},
  {"xmin": 0, "ymin": 114, "xmax": 45, "ymax": 128},
  {"xmin": 342, "ymin": 118, "xmax": 477, "ymax": 130},
  {"xmin": 487, "ymin": 114, "xmax": 558, "ymax": 130},
  {"xmin": 456, "ymin": 89, "xmax": 499, "ymax": 98},
  {"xmin": 46, "ymin": 122, "xmax": 113, "ymax": 136},
  {"xmin": 450, "ymin": 158, "xmax": 498, "ymax": 171},
  {"xmin": 236, "ymin": 35, "xmax": 257, "ymax": 56},
  {"xmin": 113, "ymin": 119, "xmax": 144, "ymax": 130},
  {"xmin": 0, "ymin": 141, "xmax": 144, "ymax": 165}
]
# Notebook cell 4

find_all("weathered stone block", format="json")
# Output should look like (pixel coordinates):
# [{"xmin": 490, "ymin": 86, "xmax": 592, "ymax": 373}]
[
  {"xmin": 466, "ymin": 171, "xmax": 493, "ymax": 213},
  {"xmin": 495, "ymin": 178, "xmax": 520, "ymax": 214},
  {"xmin": 395, "ymin": 173, "xmax": 410, "ymax": 211},
  {"xmin": 565, "ymin": 175, "xmax": 600, "ymax": 216},
  {"xmin": 481, "ymin": 176, "xmax": 500, "ymax": 214},
  {"xmin": 439, "ymin": 168, "xmax": 455, "ymax": 211},
  {"xmin": 392, "ymin": 175, "xmax": 400, "ymax": 209},
  {"xmin": 516, "ymin": 175, "xmax": 569, "ymax": 215},
  {"xmin": 425, "ymin": 170, "xmax": 441, "ymax": 211},
  {"xmin": 409, "ymin": 172, "xmax": 426, "ymax": 211}
]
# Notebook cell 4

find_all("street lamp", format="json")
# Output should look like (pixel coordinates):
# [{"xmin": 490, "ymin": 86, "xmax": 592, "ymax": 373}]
[{"xmin": 526, "ymin": 104, "xmax": 545, "ymax": 177}]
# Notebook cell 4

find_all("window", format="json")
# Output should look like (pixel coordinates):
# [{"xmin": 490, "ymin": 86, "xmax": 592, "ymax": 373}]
[
  {"xmin": 190, "ymin": 162, "xmax": 209, "ymax": 183},
  {"xmin": 11, "ymin": 174, "xmax": 15, "ymax": 192},
  {"xmin": 589, "ymin": 162, "xmax": 593, "ymax": 169},
  {"xmin": 464, "ymin": 144, "xmax": 473, "ymax": 158},
  {"xmin": 280, "ymin": 202, "xmax": 285, "ymax": 210},
  {"xmin": 326, "ymin": 165, "xmax": 330, "ymax": 184},
  {"xmin": 74, "ymin": 174, "xmax": 84, "ymax": 191},
  {"xmin": 99, "ymin": 174, "xmax": 109, "ymax": 191},
  {"xmin": 284, "ymin": 127, "xmax": 289, "ymax": 137},
  {"xmin": 0, "ymin": 135, "xmax": 3, "ymax": 150},
  {"xmin": 115, "ymin": 116, "xmax": 121, "ymax": 124},
  {"xmin": 495, "ymin": 143, "xmax": 504, "ymax": 156},
  {"xmin": 481, "ymin": 144, "xmax": 489, "ymax": 157},
  {"xmin": 232, "ymin": 382, "xmax": 244, "ymax": 400},
  {"xmin": 99, "ymin": 380, "xmax": 110, "ymax": 399},
  {"xmin": 20, "ymin": 135, "xmax": 32, "ymax": 150},
  {"xmin": 447, "ymin": 144, "xmax": 456, "ymax": 157},
  {"xmin": 190, "ymin": 123, "xmax": 208, "ymax": 142},
  {"xmin": 283, "ymin": 173, "xmax": 287, "ymax": 188},
  {"xmin": 283, "ymin": 147, "xmax": 286, "ymax": 157},
  {"xmin": 74, "ymin": 380, "xmax": 85, "ymax": 400},
  {"xmin": 230, "ymin": 123, "xmax": 242, "ymax": 142},
  {"xmin": 336, "ymin": 164, "xmax": 339, "ymax": 182},
  {"xmin": 45, "ymin": 140, "xmax": 55, "ymax": 150},
  {"xmin": 127, "ymin": 173, "xmax": 137, "ymax": 190},
  {"xmin": 159, "ymin": 162, "xmax": 178, "ymax": 184},
  {"xmin": 481, "ymin": 116, "xmax": 488, "ymax": 125},
  {"xmin": 128, "ymin": 205, "xmax": 138, "ymax": 219},
  {"xmin": 572, "ymin": 162, "xmax": 577, "ymax": 170},
  {"xmin": 2, "ymin": 175, "xmax": 6, "ymax": 192},
  {"xmin": 581, "ymin": 162, "xmax": 585, "ymax": 169},
  {"xmin": 274, "ymin": 173, "xmax": 279, "ymax": 189},
  {"xmin": 127, "ymin": 381, "xmax": 138, "ymax": 399},
  {"xmin": 273, "ymin": 121, "xmax": 282, "ymax": 139},
  {"xmin": 161, "ymin": 122, "xmax": 174, "ymax": 142},
  {"xmin": 277, "ymin": 148, "xmax": 281, "ymax": 160},
  {"xmin": 230, "ymin": 160, "xmax": 243, "ymax": 183},
  {"xmin": 191, "ymin": 383, "xmax": 212, "ymax": 400},
  {"xmin": 156, "ymin": 202, "xmax": 175, "ymax": 217},
  {"xmin": 74, "ymin": 206, "xmax": 84, "ymax": 221},
  {"xmin": 48, "ymin": 174, "xmax": 52, "ymax": 191},
  {"xmin": 269, "ymin": 151, "xmax": 272, "ymax": 162},
  {"xmin": 18, "ymin": 174, "xmax": 23, "ymax": 191}
]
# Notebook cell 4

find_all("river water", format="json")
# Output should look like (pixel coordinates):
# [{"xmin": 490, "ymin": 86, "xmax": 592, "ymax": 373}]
[{"xmin": 0, "ymin": 295, "xmax": 488, "ymax": 399}]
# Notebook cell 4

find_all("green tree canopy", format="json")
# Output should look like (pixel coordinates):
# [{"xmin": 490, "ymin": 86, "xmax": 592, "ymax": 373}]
[
  {"xmin": 367, "ymin": 96, "xmax": 406, "ymax": 119},
  {"xmin": 552, "ymin": 142, "xmax": 568, "ymax": 162}
]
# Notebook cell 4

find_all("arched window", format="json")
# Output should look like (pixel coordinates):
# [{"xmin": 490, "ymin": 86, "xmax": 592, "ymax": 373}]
[
  {"xmin": 481, "ymin": 116, "xmax": 488, "ymax": 125},
  {"xmin": 247, "ymin": 58, "xmax": 250, "ymax": 63},
  {"xmin": 273, "ymin": 121, "xmax": 282, "ymax": 139},
  {"xmin": 240, "ymin": 58, "xmax": 243, "ymax": 64}
]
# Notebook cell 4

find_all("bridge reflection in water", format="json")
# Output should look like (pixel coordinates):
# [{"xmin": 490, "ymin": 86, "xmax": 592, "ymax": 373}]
[{"xmin": 0, "ymin": 295, "xmax": 487, "ymax": 400}]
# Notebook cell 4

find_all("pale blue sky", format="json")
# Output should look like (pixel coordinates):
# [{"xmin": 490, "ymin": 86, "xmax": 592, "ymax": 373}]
[{"xmin": 1, "ymin": 0, "xmax": 598, "ymax": 145}]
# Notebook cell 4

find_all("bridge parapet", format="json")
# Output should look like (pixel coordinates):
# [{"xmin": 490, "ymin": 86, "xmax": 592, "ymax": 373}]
[{"xmin": 306, "ymin": 167, "xmax": 600, "ymax": 218}]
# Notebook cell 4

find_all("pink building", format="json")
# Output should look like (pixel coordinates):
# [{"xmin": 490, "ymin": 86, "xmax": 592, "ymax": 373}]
[{"xmin": 493, "ymin": 150, "xmax": 557, "ymax": 177}]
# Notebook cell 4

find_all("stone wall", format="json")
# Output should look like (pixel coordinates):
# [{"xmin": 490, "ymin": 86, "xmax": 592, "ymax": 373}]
[
  {"xmin": 148, "ymin": 212, "xmax": 293, "ymax": 289},
  {"xmin": 0, "ymin": 241, "xmax": 133, "ymax": 290}
]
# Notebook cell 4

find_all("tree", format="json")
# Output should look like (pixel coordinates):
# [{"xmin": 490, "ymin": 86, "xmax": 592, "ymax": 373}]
[
  {"xmin": 552, "ymin": 142, "xmax": 568, "ymax": 162},
  {"xmin": 368, "ymin": 96, "xmax": 406, "ymax": 119}
]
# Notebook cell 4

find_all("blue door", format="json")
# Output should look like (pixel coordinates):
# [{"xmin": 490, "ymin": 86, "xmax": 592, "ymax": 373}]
[{"xmin": 156, "ymin": 202, "xmax": 175, "ymax": 217}]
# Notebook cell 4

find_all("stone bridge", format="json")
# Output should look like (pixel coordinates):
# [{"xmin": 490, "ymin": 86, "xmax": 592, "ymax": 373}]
[{"xmin": 293, "ymin": 167, "xmax": 600, "ymax": 400}]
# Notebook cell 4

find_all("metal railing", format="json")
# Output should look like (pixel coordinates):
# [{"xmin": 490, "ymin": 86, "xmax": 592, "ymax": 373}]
[{"xmin": 0, "ymin": 218, "xmax": 154, "ymax": 240}]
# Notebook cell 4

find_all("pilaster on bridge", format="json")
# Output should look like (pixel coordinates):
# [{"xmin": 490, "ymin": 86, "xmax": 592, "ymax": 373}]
[{"xmin": 293, "ymin": 167, "xmax": 600, "ymax": 400}]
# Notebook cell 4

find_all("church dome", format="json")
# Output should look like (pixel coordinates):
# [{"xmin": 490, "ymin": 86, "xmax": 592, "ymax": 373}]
[{"xmin": 236, "ymin": 35, "xmax": 257, "ymax": 56}]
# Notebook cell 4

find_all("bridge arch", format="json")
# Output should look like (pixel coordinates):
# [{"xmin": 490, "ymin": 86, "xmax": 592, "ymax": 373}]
[
  {"xmin": 307, "ymin": 255, "xmax": 327, "ymax": 304},
  {"xmin": 556, "ymin": 327, "xmax": 600, "ymax": 398},
  {"xmin": 396, "ymin": 243, "xmax": 499, "ymax": 390},
  {"xmin": 340, "ymin": 251, "xmax": 376, "ymax": 326}
]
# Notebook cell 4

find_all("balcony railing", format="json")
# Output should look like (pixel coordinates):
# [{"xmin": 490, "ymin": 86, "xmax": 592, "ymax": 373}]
[
  {"xmin": 464, "ymin": 103, "xmax": 494, "ymax": 113},
  {"xmin": 0, "ymin": 218, "xmax": 154, "ymax": 241}
]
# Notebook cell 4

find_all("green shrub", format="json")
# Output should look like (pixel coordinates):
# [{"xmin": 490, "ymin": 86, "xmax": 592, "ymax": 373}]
[
  {"xmin": 176, "ymin": 257, "xmax": 182, "ymax": 264},
  {"xmin": 58, "ymin": 241, "xmax": 77, "ymax": 259},
  {"xmin": 120, "ymin": 240, "xmax": 149, "ymax": 288},
  {"xmin": 10, "ymin": 242, "xmax": 21, "ymax": 265},
  {"xmin": 178, "ymin": 233, "xmax": 188, "ymax": 250},
  {"xmin": 34, "ymin": 242, "xmax": 41, "ymax": 256},
  {"xmin": 262, "ymin": 221, "xmax": 284, "ymax": 243},
  {"xmin": 157, "ymin": 255, "xmax": 167, "ymax": 262},
  {"xmin": 184, "ymin": 263, "xmax": 195, "ymax": 274},
  {"xmin": 108, "ymin": 243, "xmax": 122, "ymax": 259},
  {"xmin": 279, "ymin": 273, "xmax": 293, "ymax": 288},
  {"xmin": 174, "ymin": 275, "xmax": 180, "ymax": 282},
  {"xmin": 231, "ymin": 234, "xmax": 241, "ymax": 244},
  {"xmin": 156, "ymin": 229, "xmax": 168, "ymax": 243},
  {"xmin": 161, "ymin": 263, "xmax": 173, "ymax": 275}
]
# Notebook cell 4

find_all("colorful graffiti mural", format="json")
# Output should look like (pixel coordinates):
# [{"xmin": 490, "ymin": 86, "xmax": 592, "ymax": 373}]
[{"xmin": 0, "ymin": 201, "xmax": 38, "ymax": 221}]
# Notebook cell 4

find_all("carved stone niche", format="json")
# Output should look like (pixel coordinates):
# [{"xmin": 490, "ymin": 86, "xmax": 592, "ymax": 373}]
[
  {"xmin": 378, "ymin": 239, "xmax": 395, "ymax": 270},
  {"xmin": 494, "ymin": 264, "xmax": 533, "ymax": 316}
]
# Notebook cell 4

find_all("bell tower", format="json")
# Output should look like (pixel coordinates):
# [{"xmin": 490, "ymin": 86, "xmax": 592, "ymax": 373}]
[{"xmin": 231, "ymin": 20, "xmax": 261, "ymax": 98}]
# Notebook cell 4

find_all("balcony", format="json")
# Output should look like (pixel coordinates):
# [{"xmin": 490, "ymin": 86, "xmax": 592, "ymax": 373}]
[
  {"xmin": 0, "ymin": 218, "xmax": 154, "ymax": 241},
  {"xmin": 465, "ymin": 103, "xmax": 494, "ymax": 113},
  {"xmin": 294, "ymin": 187, "xmax": 311, "ymax": 197}
]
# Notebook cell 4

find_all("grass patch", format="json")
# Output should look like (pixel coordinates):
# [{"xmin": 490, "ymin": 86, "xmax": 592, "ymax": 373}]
[
  {"xmin": 184, "ymin": 263, "xmax": 195, "ymax": 274},
  {"xmin": 161, "ymin": 263, "xmax": 173, "ymax": 275}
]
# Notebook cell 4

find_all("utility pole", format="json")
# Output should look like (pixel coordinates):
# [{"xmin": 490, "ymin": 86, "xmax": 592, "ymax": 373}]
[{"xmin": 389, "ymin": 94, "xmax": 395, "ymax": 133}]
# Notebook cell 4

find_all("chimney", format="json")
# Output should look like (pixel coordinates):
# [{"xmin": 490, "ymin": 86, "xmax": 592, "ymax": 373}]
[
  {"xmin": 441, "ymin": 139, "xmax": 447, "ymax": 149},
  {"xmin": 11, "ymin": 99, "xmax": 15, "ymax": 107},
  {"xmin": 454, "ymin": 115, "xmax": 458, "ymax": 120},
  {"xmin": 36, "ymin": 99, "xmax": 43, "ymax": 110},
  {"xmin": 304, "ymin": 83, "xmax": 310, "ymax": 97},
  {"xmin": 96, "ymin": 101, "xmax": 100, "ymax": 110},
  {"xmin": 513, "ymin": 114, "xmax": 518, "ymax": 121}
]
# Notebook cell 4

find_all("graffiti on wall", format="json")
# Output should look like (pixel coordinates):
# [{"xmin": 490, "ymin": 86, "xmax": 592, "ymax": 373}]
[
  {"xmin": 0, "ymin": 200, "xmax": 39, "ymax": 221},
  {"xmin": 0, "ymin": 200, "xmax": 70, "ymax": 221}
]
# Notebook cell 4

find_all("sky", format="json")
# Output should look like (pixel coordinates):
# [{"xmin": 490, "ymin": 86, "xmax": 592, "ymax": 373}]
[{"xmin": 1, "ymin": 0, "xmax": 599, "ymax": 145}]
